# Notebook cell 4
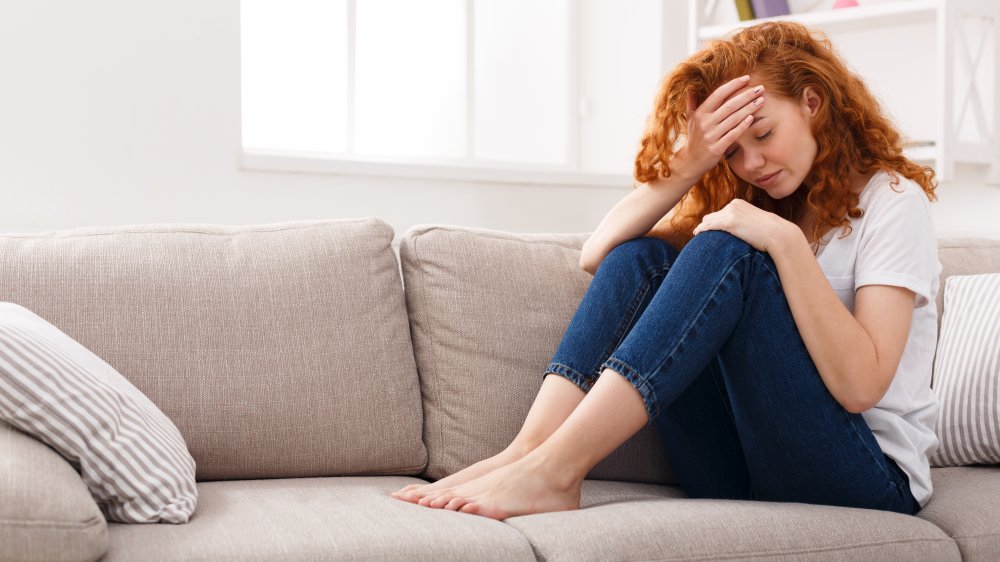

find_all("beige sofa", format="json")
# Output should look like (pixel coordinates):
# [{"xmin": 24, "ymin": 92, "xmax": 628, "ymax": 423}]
[{"xmin": 1, "ymin": 218, "xmax": 998, "ymax": 562}]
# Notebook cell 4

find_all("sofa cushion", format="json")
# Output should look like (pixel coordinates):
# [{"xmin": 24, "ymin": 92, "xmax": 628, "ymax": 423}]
[
  {"xmin": 506, "ymin": 479, "xmax": 960, "ymax": 561},
  {"xmin": 0, "ymin": 421, "xmax": 108, "ymax": 562},
  {"xmin": 0, "ymin": 219, "xmax": 425, "ymax": 480},
  {"xmin": 0, "ymin": 303, "xmax": 197, "ymax": 523},
  {"xmin": 102, "ymin": 477, "xmax": 536, "ymax": 561},
  {"xmin": 929, "ymin": 273, "xmax": 1000, "ymax": 467},
  {"xmin": 935, "ymin": 237, "xmax": 1000, "ymax": 333},
  {"xmin": 915, "ymin": 466, "xmax": 1000, "ymax": 561},
  {"xmin": 400, "ymin": 224, "xmax": 674, "ymax": 484}
]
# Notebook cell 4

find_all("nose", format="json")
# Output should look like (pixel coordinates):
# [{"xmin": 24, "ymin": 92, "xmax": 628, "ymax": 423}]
[{"xmin": 743, "ymin": 147, "xmax": 765, "ymax": 171}]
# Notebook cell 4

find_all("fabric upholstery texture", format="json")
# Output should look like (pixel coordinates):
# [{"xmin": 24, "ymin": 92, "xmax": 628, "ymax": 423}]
[
  {"xmin": 912, "ymin": 466, "xmax": 1000, "ymax": 561},
  {"xmin": 3, "ymin": 221, "xmax": 1000, "ymax": 560},
  {"xmin": 935, "ymin": 237, "xmax": 1000, "ymax": 335},
  {"xmin": 930, "ymin": 273, "xmax": 1000, "ymax": 466},
  {"xmin": 0, "ymin": 304, "xmax": 197, "ymax": 523},
  {"xmin": 103, "ymin": 477, "xmax": 536, "ymax": 562},
  {"xmin": 0, "ymin": 421, "xmax": 108, "ymax": 562},
  {"xmin": 505, "ymin": 478, "xmax": 959, "ymax": 562},
  {"xmin": 0, "ymin": 219, "xmax": 426, "ymax": 480},
  {"xmin": 400, "ymin": 224, "xmax": 674, "ymax": 484}
]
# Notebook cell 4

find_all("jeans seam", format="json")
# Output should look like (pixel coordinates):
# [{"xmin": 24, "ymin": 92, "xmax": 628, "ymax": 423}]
[
  {"xmin": 603, "ymin": 248, "xmax": 754, "ymax": 425},
  {"xmin": 842, "ymin": 402, "xmax": 902, "ymax": 503},
  {"xmin": 646, "ymin": 252, "xmax": 754, "ymax": 388},
  {"xmin": 594, "ymin": 261, "xmax": 670, "ymax": 379}
]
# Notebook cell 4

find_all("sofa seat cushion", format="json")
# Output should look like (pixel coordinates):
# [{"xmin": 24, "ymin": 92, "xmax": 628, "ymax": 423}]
[
  {"xmin": 0, "ymin": 219, "xmax": 425, "ymax": 480},
  {"xmin": 0, "ymin": 421, "xmax": 108, "ymax": 562},
  {"xmin": 505, "ymin": 479, "xmax": 959, "ymax": 561},
  {"xmin": 915, "ymin": 466, "xmax": 1000, "ymax": 561},
  {"xmin": 103, "ymin": 476, "xmax": 535, "ymax": 562}
]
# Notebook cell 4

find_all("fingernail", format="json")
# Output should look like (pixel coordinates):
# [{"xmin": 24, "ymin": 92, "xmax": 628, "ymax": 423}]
[
  {"xmin": 754, "ymin": 86, "xmax": 763, "ymax": 93},
  {"xmin": 741, "ymin": 75, "xmax": 750, "ymax": 82},
  {"xmin": 754, "ymin": 97, "xmax": 764, "ymax": 105}
]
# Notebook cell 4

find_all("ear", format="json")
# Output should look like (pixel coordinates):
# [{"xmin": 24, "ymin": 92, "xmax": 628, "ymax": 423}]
[{"xmin": 800, "ymin": 86, "xmax": 821, "ymax": 118}]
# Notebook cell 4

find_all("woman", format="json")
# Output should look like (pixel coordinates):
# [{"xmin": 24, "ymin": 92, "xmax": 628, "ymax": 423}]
[{"xmin": 391, "ymin": 20, "xmax": 942, "ymax": 520}]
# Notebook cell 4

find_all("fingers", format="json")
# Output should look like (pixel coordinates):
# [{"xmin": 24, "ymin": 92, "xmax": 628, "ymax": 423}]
[
  {"xmin": 716, "ymin": 84, "xmax": 765, "ymax": 122},
  {"xmin": 685, "ymin": 91, "xmax": 697, "ymax": 120},
  {"xmin": 716, "ymin": 112, "xmax": 759, "ymax": 154},
  {"xmin": 700, "ymin": 74, "xmax": 751, "ymax": 114}
]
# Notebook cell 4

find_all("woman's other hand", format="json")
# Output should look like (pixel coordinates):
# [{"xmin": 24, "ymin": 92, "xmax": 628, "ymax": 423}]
[
  {"xmin": 692, "ymin": 199, "xmax": 799, "ymax": 253},
  {"xmin": 673, "ymin": 75, "xmax": 766, "ymax": 178}
]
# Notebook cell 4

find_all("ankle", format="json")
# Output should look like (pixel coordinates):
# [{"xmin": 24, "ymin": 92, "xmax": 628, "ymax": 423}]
[{"xmin": 522, "ymin": 447, "xmax": 587, "ymax": 492}]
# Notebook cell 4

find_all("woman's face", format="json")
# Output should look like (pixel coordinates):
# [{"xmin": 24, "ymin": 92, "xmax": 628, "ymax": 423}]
[{"xmin": 722, "ymin": 85, "xmax": 820, "ymax": 199}]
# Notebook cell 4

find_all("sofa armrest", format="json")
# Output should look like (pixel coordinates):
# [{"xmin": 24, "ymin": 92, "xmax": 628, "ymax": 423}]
[{"xmin": 0, "ymin": 421, "xmax": 108, "ymax": 562}]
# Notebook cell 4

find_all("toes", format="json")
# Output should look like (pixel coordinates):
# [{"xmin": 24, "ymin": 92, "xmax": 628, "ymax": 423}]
[
  {"xmin": 392, "ymin": 492, "xmax": 418, "ymax": 504},
  {"xmin": 458, "ymin": 502, "xmax": 479, "ymax": 514},
  {"xmin": 418, "ymin": 492, "xmax": 447, "ymax": 507},
  {"xmin": 428, "ymin": 494, "xmax": 455, "ymax": 509},
  {"xmin": 444, "ymin": 497, "xmax": 468, "ymax": 511}
]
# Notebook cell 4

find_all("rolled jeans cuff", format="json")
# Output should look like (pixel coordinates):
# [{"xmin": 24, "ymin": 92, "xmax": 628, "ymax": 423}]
[{"xmin": 543, "ymin": 362, "xmax": 598, "ymax": 393}]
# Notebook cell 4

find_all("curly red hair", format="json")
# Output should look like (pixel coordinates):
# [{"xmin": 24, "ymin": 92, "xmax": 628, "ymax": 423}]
[{"xmin": 636, "ymin": 20, "xmax": 936, "ymax": 250}]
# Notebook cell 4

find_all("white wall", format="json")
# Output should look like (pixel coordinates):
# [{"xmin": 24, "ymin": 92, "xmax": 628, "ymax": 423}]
[{"xmin": 1, "ymin": 1, "xmax": 997, "ymax": 243}]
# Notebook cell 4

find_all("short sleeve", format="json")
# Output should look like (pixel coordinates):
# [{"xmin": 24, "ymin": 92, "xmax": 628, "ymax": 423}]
[{"xmin": 854, "ymin": 182, "xmax": 940, "ymax": 309}]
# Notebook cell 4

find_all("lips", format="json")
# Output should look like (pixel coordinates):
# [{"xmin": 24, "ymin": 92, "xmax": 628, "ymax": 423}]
[{"xmin": 755, "ymin": 170, "xmax": 781, "ymax": 186}]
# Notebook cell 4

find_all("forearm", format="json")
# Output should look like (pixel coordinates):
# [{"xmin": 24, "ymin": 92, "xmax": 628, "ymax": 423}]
[
  {"xmin": 768, "ymin": 228, "xmax": 880, "ymax": 413},
  {"xmin": 581, "ymin": 167, "xmax": 700, "ymax": 274}
]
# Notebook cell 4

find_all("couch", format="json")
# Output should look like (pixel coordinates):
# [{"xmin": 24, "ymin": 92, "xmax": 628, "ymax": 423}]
[{"xmin": 0, "ymin": 218, "xmax": 998, "ymax": 562}]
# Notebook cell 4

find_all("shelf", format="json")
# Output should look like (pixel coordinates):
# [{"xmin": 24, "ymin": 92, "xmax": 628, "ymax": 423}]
[{"xmin": 698, "ymin": 0, "xmax": 938, "ymax": 41}]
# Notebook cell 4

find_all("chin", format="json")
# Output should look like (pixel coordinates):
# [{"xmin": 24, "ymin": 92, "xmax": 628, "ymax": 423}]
[{"xmin": 763, "ymin": 178, "xmax": 802, "ymax": 200}]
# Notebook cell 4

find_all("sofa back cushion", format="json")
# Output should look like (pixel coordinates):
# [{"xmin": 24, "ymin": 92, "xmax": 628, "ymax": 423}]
[
  {"xmin": 0, "ymin": 219, "xmax": 426, "ymax": 480},
  {"xmin": 400, "ymin": 225, "xmax": 674, "ymax": 484},
  {"xmin": 935, "ymin": 237, "xmax": 1000, "ymax": 330}
]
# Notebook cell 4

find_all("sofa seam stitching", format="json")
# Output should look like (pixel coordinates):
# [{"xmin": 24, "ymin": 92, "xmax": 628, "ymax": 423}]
[
  {"xmin": 409, "ymin": 232, "xmax": 447, "ymax": 480},
  {"xmin": 626, "ymin": 536, "xmax": 957, "ymax": 561},
  {"xmin": 415, "ymin": 226, "xmax": 585, "ymax": 251},
  {"xmin": 0, "ymin": 219, "xmax": 374, "ymax": 239}
]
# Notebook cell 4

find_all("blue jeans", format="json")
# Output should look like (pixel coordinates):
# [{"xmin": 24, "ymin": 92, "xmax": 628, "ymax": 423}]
[{"xmin": 544, "ymin": 231, "xmax": 919, "ymax": 515}]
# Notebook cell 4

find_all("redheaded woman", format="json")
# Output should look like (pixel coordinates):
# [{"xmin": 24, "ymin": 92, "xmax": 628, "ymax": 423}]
[{"xmin": 393, "ymin": 20, "xmax": 940, "ymax": 520}]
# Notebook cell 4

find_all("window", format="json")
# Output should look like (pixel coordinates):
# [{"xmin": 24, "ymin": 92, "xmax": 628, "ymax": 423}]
[{"xmin": 241, "ymin": 0, "xmax": 668, "ymax": 186}]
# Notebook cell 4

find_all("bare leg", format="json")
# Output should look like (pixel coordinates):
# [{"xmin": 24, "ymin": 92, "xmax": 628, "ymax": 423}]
[
  {"xmin": 391, "ymin": 373, "xmax": 587, "ymax": 502},
  {"xmin": 414, "ymin": 367, "xmax": 648, "ymax": 520}
]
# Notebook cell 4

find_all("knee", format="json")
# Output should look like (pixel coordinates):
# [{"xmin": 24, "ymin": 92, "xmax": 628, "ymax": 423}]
[
  {"xmin": 604, "ymin": 236, "xmax": 679, "ymax": 273},
  {"xmin": 684, "ymin": 230, "xmax": 753, "ymax": 260}
]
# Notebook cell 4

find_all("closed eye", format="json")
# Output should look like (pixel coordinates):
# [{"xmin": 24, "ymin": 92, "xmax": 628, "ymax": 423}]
[{"xmin": 724, "ymin": 130, "xmax": 774, "ymax": 160}]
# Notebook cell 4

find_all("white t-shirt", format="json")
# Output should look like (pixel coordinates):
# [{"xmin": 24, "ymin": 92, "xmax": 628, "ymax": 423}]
[{"xmin": 813, "ymin": 169, "xmax": 942, "ymax": 509}]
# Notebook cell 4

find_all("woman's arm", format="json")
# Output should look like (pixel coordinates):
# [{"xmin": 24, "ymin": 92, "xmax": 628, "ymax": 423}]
[
  {"xmin": 579, "ymin": 169, "xmax": 699, "ymax": 275},
  {"xmin": 691, "ymin": 198, "xmax": 918, "ymax": 414},
  {"xmin": 769, "ymin": 229, "xmax": 916, "ymax": 414},
  {"xmin": 582, "ymin": 74, "xmax": 767, "ymax": 275}
]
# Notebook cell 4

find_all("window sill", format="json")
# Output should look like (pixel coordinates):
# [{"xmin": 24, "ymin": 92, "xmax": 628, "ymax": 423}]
[{"xmin": 240, "ymin": 148, "xmax": 632, "ymax": 189}]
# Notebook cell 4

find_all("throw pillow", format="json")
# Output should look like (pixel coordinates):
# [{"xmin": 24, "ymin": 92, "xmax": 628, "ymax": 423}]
[
  {"xmin": 0, "ymin": 303, "xmax": 197, "ymax": 523},
  {"xmin": 930, "ymin": 272, "xmax": 1000, "ymax": 466}
]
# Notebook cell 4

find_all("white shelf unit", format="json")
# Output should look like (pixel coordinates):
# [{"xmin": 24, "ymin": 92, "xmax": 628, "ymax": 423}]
[{"xmin": 686, "ymin": 0, "xmax": 1000, "ymax": 184}]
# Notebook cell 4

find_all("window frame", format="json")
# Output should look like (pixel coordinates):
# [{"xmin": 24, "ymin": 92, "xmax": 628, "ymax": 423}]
[{"xmin": 239, "ymin": 0, "xmax": 634, "ymax": 189}]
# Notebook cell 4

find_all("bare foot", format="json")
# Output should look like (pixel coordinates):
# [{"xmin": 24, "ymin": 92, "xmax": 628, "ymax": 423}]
[
  {"xmin": 414, "ymin": 453, "xmax": 582, "ymax": 520},
  {"xmin": 390, "ymin": 445, "xmax": 528, "ymax": 503}
]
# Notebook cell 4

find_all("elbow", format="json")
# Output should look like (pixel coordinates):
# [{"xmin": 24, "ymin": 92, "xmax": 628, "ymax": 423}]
[
  {"xmin": 845, "ymin": 400, "xmax": 869, "ymax": 415},
  {"xmin": 844, "ymin": 383, "xmax": 884, "ymax": 414},
  {"xmin": 578, "ymin": 253, "xmax": 598, "ymax": 275}
]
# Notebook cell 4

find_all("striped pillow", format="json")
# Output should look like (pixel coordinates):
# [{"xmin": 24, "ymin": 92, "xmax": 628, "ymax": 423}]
[
  {"xmin": 0, "ymin": 303, "xmax": 197, "ymax": 523},
  {"xmin": 930, "ymin": 273, "xmax": 1000, "ymax": 467}
]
